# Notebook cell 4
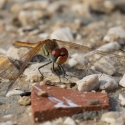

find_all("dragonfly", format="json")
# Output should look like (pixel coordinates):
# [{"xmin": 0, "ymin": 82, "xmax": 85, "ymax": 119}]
[{"xmin": 0, "ymin": 39, "xmax": 125, "ymax": 94}]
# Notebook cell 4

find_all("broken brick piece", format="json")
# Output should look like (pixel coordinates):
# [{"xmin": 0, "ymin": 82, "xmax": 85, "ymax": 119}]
[{"xmin": 31, "ymin": 85, "xmax": 110, "ymax": 122}]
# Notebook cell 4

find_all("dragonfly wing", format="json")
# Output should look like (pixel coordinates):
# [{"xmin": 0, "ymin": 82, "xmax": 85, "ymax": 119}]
[
  {"xmin": 55, "ymin": 39, "xmax": 125, "ymax": 74},
  {"xmin": 54, "ymin": 39, "xmax": 92, "ymax": 54},
  {"xmin": 0, "ymin": 41, "xmax": 43, "ymax": 82}
]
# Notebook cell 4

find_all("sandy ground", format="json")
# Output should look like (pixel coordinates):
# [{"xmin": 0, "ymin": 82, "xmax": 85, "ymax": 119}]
[{"xmin": 0, "ymin": 0, "xmax": 125, "ymax": 125}]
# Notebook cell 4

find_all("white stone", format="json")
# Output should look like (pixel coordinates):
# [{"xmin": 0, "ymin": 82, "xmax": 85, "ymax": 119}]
[
  {"xmin": 39, "ymin": 33, "xmax": 49, "ymax": 39},
  {"xmin": 6, "ymin": 89, "xmax": 24, "ymax": 97},
  {"xmin": 42, "ymin": 121, "xmax": 57, "ymax": 125},
  {"xmin": 71, "ymin": 3, "xmax": 90, "ymax": 17},
  {"xmin": 101, "ymin": 112, "xmax": 120, "ymax": 124},
  {"xmin": 10, "ymin": 4, "xmax": 22, "ymax": 13},
  {"xmin": 3, "ymin": 114, "xmax": 13, "ymax": 119},
  {"xmin": 94, "ymin": 57, "xmax": 116, "ymax": 75},
  {"xmin": 50, "ymin": 27, "xmax": 74, "ymax": 41},
  {"xmin": 0, "ymin": 121, "xmax": 13, "ymax": 125},
  {"xmin": 76, "ymin": 74, "xmax": 99, "ymax": 92},
  {"xmin": 23, "ymin": 1, "xmax": 49, "ymax": 10},
  {"xmin": 97, "ymin": 42, "xmax": 121, "ymax": 52},
  {"xmin": 67, "ymin": 53, "xmax": 88, "ymax": 68},
  {"xmin": 0, "ymin": 0, "xmax": 6, "ymax": 9},
  {"xmin": 0, "ymin": 48, "xmax": 6, "ymax": 54},
  {"xmin": 104, "ymin": 1, "xmax": 115, "ymax": 11},
  {"xmin": 110, "ymin": 117, "xmax": 125, "ymax": 125},
  {"xmin": 98, "ymin": 74, "xmax": 118, "ymax": 91},
  {"xmin": 23, "ymin": 63, "xmax": 51, "ymax": 83},
  {"xmin": 63, "ymin": 117, "xmax": 76, "ymax": 125},
  {"xmin": 6, "ymin": 46, "xmax": 29, "ymax": 60},
  {"xmin": 119, "ymin": 74, "xmax": 125, "ymax": 87},
  {"xmin": 118, "ymin": 94, "xmax": 125, "ymax": 106},
  {"xmin": 103, "ymin": 26, "xmax": 125, "ymax": 44},
  {"xmin": 18, "ymin": 10, "xmax": 43, "ymax": 26},
  {"xmin": 18, "ymin": 96, "xmax": 31, "ymax": 106}
]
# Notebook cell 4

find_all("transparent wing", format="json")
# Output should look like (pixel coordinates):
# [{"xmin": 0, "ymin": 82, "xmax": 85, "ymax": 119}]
[
  {"xmin": 55, "ymin": 39, "xmax": 125, "ymax": 73},
  {"xmin": 0, "ymin": 60, "xmax": 19, "ymax": 80},
  {"xmin": 0, "ymin": 41, "xmax": 43, "ymax": 81}
]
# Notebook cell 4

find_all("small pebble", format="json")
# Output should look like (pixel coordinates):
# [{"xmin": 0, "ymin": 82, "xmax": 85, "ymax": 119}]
[
  {"xmin": 94, "ymin": 57, "xmax": 116, "ymax": 75},
  {"xmin": 119, "ymin": 74, "xmax": 125, "ymax": 87},
  {"xmin": 71, "ymin": 3, "xmax": 91, "ymax": 17},
  {"xmin": 68, "ymin": 53, "xmax": 88, "ymax": 68},
  {"xmin": 6, "ymin": 90, "xmax": 24, "ymax": 97},
  {"xmin": 18, "ymin": 10, "xmax": 43, "ymax": 26},
  {"xmin": 20, "ymin": 92, "xmax": 31, "ymax": 97},
  {"xmin": 0, "ymin": 121, "xmax": 14, "ymax": 125},
  {"xmin": 37, "ymin": 91, "xmax": 48, "ymax": 97},
  {"xmin": 0, "ymin": 0, "xmax": 6, "ymax": 9},
  {"xmin": 88, "ymin": 100, "xmax": 99, "ymax": 105},
  {"xmin": 103, "ymin": 26, "xmax": 125, "ymax": 44},
  {"xmin": 3, "ymin": 114, "xmax": 13, "ymax": 119},
  {"xmin": 18, "ymin": 96, "xmax": 31, "ymax": 106},
  {"xmin": 76, "ymin": 74, "xmax": 99, "ymax": 92},
  {"xmin": 50, "ymin": 27, "xmax": 74, "ymax": 41},
  {"xmin": 101, "ymin": 112, "xmax": 120, "ymax": 124},
  {"xmin": 118, "ymin": 94, "xmax": 125, "ymax": 106},
  {"xmin": 23, "ymin": 63, "xmax": 48, "ymax": 82},
  {"xmin": 6, "ymin": 46, "xmax": 29, "ymax": 60},
  {"xmin": 98, "ymin": 74, "xmax": 118, "ymax": 91},
  {"xmin": 63, "ymin": 117, "xmax": 76, "ymax": 125},
  {"xmin": 97, "ymin": 42, "xmax": 121, "ymax": 52}
]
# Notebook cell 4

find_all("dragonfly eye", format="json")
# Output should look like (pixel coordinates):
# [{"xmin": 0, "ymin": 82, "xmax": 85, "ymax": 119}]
[
  {"xmin": 51, "ymin": 48, "xmax": 68, "ymax": 65},
  {"xmin": 51, "ymin": 48, "xmax": 61, "ymax": 58}
]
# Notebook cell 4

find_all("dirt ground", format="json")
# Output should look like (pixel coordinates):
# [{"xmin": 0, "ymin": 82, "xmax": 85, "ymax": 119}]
[{"xmin": 0, "ymin": 0, "xmax": 125, "ymax": 125}]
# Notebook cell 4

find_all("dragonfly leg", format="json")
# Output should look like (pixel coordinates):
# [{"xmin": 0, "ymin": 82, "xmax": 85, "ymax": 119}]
[
  {"xmin": 58, "ymin": 65, "xmax": 68, "ymax": 80},
  {"xmin": 58, "ymin": 65, "xmax": 76, "ymax": 80},
  {"xmin": 38, "ymin": 61, "xmax": 52, "ymax": 80},
  {"xmin": 51, "ymin": 63, "xmax": 61, "ymax": 82}
]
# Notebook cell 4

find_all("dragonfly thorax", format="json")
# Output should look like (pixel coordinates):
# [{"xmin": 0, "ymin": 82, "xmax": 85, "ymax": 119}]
[{"xmin": 50, "ymin": 47, "xmax": 68, "ymax": 65}]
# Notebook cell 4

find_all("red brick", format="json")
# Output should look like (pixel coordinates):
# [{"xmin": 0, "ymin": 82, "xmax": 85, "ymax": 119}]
[{"xmin": 31, "ymin": 85, "xmax": 110, "ymax": 122}]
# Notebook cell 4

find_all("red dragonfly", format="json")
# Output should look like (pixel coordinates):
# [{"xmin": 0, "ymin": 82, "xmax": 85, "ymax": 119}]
[{"xmin": 0, "ymin": 39, "xmax": 125, "ymax": 93}]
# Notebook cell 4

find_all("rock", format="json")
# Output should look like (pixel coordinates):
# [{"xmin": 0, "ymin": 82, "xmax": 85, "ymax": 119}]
[
  {"xmin": 6, "ymin": 46, "xmax": 29, "ymax": 60},
  {"xmin": 39, "ymin": 33, "xmax": 49, "ymax": 39},
  {"xmin": 76, "ymin": 74, "xmax": 99, "ymax": 92},
  {"xmin": 10, "ymin": 4, "xmax": 22, "ymax": 13},
  {"xmin": 18, "ymin": 96, "xmax": 31, "ymax": 106},
  {"xmin": 97, "ymin": 42, "xmax": 121, "ymax": 52},
  {"xmin": 0, "ymin": 121, "xmax": 14, "ymax": 125},
  {"xmin": 50, "ymin": 27, "xmax": 74, "ymax": 41},
  {"xmin": 118, "ymin": 94, "xmax": 125, "ymax": 106},
  {"xmin": 94, "ymin": 57, "xmax": 116, "ymax": 75},
  {"xmin": 18, "ymin": 10, "xmax": 43, "ymax": 26},
  {"xmin": 84, "ymin": 0, "xmax": 114, "ymax": 13},
  {"xmin": 104, "ymin": 1, "xmax": 115, "ymax": 12},
  {"xmin": 3, "ymin": 114, "xmax": 13, "ymax": 119},
  {"xmin": 103, "ymin": 26, "xmax": 125, "ymax": 44},
  {"xmin": 42, "ymin": 121, "xmax": 56, "ymax": 125},
  {"xmin": 23, "ymin": 63, "xmax": 48, "ymax": 83},
  {"xmin": 0, "ymin": 0, "xmax": 6, "ymax": 9},
  {"xmin": 110, "ymin": 117, "xmax": 125, "ymax": 125},
  {"xmin": 0, "ymin": 48, "xmax": 6, "ymax": 54},
  {"xmin": 67, "ymin": 53, "xmax": 88, "ymax": 68},
  {"xmin": 63, "ymin": 117, "xmax": 76, "ymax": 125},
  {"xmin": 6, "ymin": 89, "xmax": 24, "ymax": 97},
  {"xmin": 71, "ymin": 3, "xmax": 91, "ymax": 17},
  {"xmin": 98, "ymin": 74, "xmax": 118, "ymax": 91},
  {"xmin": 101, "ymin": 112, "xmax": 120, "ymax": 124},
  {"xmin": 47, "ymin": 2, "xmax": 61, "ymax": 14},
  {"xmin": 119, "ymin": 74, "xmax": 125, "ymax": 87},
  {"xmin": 23, "ymin": 1, "xmax": 49, "ymax": 10}
]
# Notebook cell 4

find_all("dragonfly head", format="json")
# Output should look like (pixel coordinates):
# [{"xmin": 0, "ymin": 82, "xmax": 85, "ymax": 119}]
[{"xmin": 50, "ymin": 47, "xmax": 68, "ymax": 65}]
